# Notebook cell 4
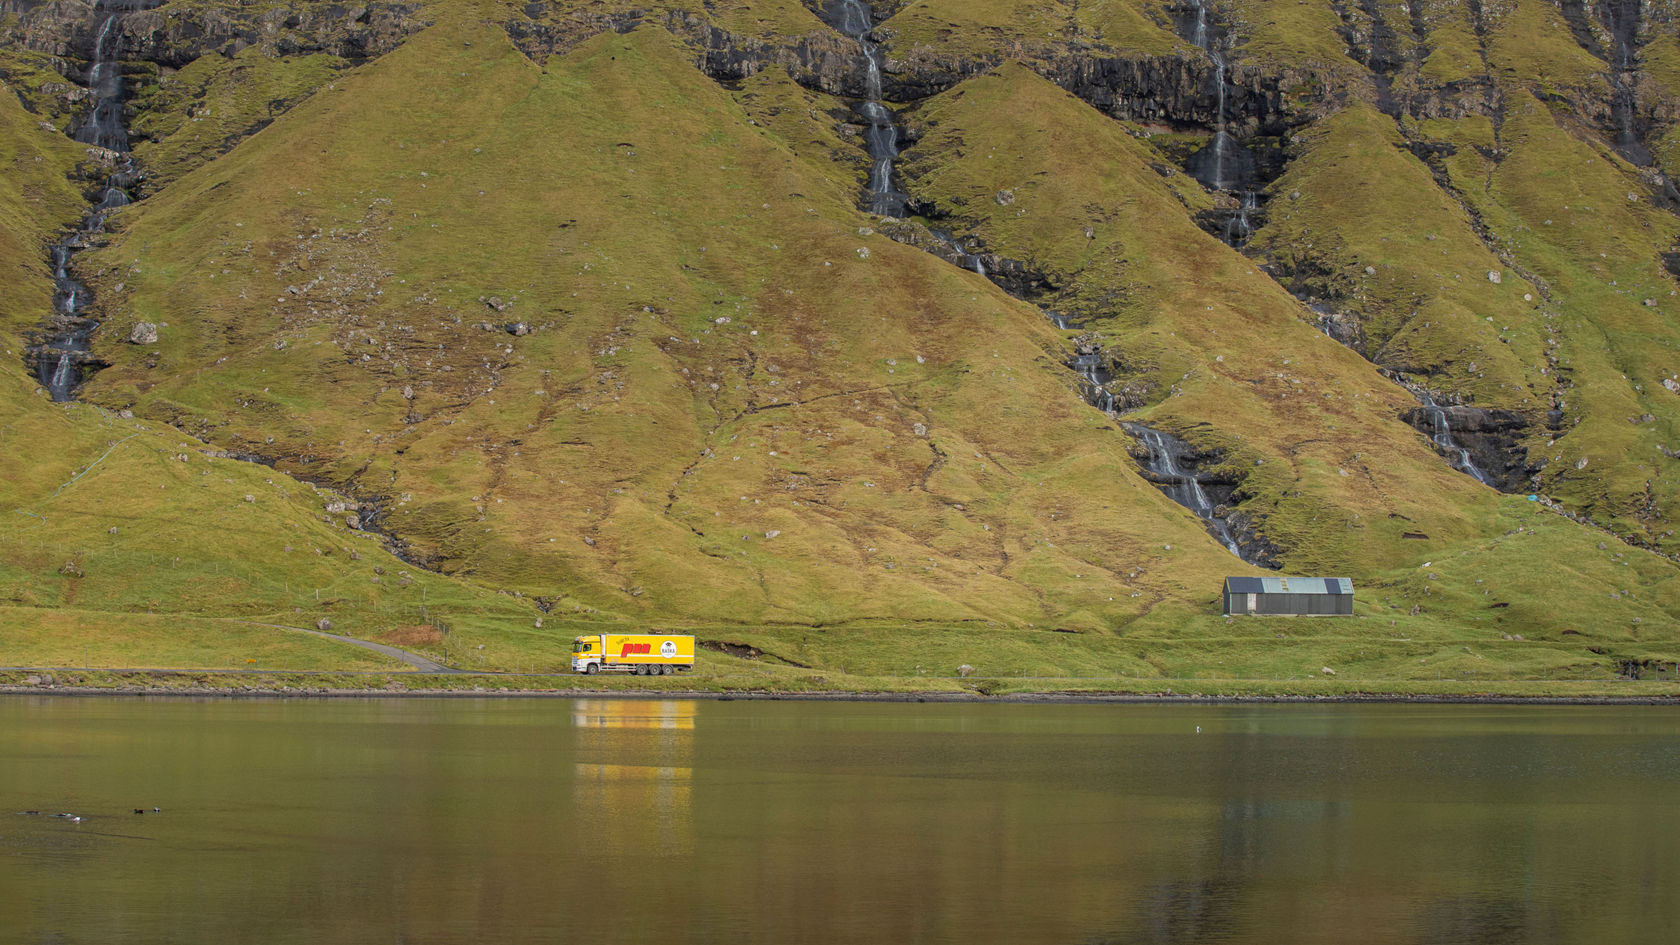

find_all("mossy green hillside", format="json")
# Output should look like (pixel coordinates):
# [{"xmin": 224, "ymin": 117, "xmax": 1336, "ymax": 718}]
[
  {"xmin": 885, "ymin": 0, "xmax": 1188, "ymax": 62},
  {"xmin": 0, "ymin": 70, "xmax": 91, "ymax": 345},
  {"xmin": 127, "ymin": 47, "xmax": 348, "ymax": 191},
  {"xmin": 1220, "ymin": 0, "xmax": 1360, "ymax": 69},
  {"xmin": 1413, "ymin": 93, "xmax": 1680, "ymax": 550},
  {"xmin": 899, "ymin": 65, "xmax": 1509, "ymax": 580},
  {"xmin": 0, "ymin": 608, "xmax": 404, "ymax": 671},
  {"xmin": 0, "ymin": 69, "xmax": 589, "ymax": 673},
  {"xmin": 0, "ymin": 383, "xmax": 577, "ymax": 668},
  {"xmin": 1482, "ymin": 0, "xmax": 1607, "ymax": 98},
  {"xmin": 1, "ymin": 0, "xmax": 1677, "ymax": 683},
  {"xmin": 1253, "ymin": 105, "xmax": 1549, "ymax": 408},
  {"xmin": 0, "ymin": 43, "xmax": 92, "ymax": 135},
  {"xmin": 78, "ymin": 14, "xmax": 1239, "ymax": 632}
]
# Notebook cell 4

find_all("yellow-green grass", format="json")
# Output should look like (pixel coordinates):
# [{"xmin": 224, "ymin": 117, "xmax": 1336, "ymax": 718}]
[
  {"xmin": 1221, "ymin": 0, "xmax": 1362, "ymax": 69},
  {"xmin": 73, "ymin": 12, "xmax": 1250, "ymax": 629},
  {"xmin": 0, "ymin": 45, "xmax": 93, "ymax": 134},
  {"xmin": 1414, "ymin": 5, "xmax": 1484, "ymax": 86},
  {"xmin": 898, "ymin": 63, "xmax": 1520, "ymax": 581},
  {"xmin": 128, "ymin": 47, "xmax": 348, "ymax": 190},
  {"xmin": 514, "ymin": 0, "xmax": 828, "ymax": 43},
  {"xmin": 0, "ymin": 608, "xmax": 403, "ymax": 671},
  {"xmin": 885, "ymin": 0, "xmax": 1189, "ymax": 62},
  {"xmin": 1073, "ymin": 0, "xmax": 1193, "ymax": 55},
  {"xmin": 0, "ymin": 390, "xmax": 579, "ymax": 663},
  {"xmin": 1419, "ymin": 91, "xmax": 1680, "ymax": 551},
  {"xmin": 1481, "ymin": 0, "xmax": 1606, "ymax": 98},
  {"xmin": 1256, "ymin": 104, "xmax": 1549, "ymax": 408},
  {"xmin": 0, "ymin": 69, "xmax": 90, "ymax": 343},
  {"xmin": 2, "ymin": 0, "xmax": 1677, "ymax": 683}
]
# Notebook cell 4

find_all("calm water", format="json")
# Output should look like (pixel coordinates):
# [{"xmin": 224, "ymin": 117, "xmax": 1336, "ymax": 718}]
[{"xmin": 2, "ymin": 697, "xmax": 1676, "ymax": 944}]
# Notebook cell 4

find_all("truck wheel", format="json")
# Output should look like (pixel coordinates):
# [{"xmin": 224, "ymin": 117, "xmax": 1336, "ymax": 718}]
[{"xmin": 584, "ymin": 663, "xmax": 599, "ymax": 675}]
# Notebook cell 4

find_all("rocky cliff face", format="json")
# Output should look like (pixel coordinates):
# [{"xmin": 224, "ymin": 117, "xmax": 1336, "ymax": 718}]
[
  {"xmin": 1402, "ymin": 404, "xmax": 1537, "ymax": 492},
  {"xmin": 4, "ymin": 1, "xmax": 425, "ymax": 64}
]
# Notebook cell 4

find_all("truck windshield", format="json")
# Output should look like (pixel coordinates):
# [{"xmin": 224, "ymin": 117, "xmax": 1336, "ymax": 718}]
[{"xmin": 572, "ymin": 641, "xmax": 590, "ymax": 653}]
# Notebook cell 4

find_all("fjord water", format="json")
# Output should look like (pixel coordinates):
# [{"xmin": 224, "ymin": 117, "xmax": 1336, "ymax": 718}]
[{"xmin": 2, "ymin": 699, "xmax": 1675, "ymax": 944}]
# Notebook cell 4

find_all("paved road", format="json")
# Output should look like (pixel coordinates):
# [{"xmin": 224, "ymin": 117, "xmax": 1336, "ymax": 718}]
[{"xmin": 244, "ymin": 622, "xmax": 458, "ymax": 674}]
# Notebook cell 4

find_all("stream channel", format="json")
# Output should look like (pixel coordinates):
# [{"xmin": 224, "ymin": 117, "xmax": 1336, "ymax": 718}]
[{"xmin": 25, "ymin": 0, "xmax": 156, "ymax": 401}]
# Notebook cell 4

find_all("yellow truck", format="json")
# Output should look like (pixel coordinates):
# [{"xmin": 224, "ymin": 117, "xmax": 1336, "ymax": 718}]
[{"xmin": 571, "ymin": 633, "xmax": 695, "ymax": 676}]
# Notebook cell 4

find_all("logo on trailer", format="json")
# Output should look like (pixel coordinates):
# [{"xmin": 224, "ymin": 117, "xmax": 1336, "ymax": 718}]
[
  {"xmin": 619, "ymin": 642, "xmax": 652, "ymax": 656},
  {"xmin": 660, "ymin": 640, "xmax": 677, "ymax": 659}
]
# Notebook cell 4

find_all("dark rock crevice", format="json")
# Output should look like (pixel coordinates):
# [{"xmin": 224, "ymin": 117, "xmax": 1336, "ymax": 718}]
[
  {"xmin": 21, "ymin": 0, "xmax": 158, "ymax": 402},
  {"xmin": 4, "ymin": 1, "xmax": 426, "ymax": 67},
  {"xmin": 1123, "ymin": 421, "xmax": 1280, "ymax": 567},
  {"xmin": 1599, "ymin": 0, "xmax": 1651, "ymax": 166},
  {"xmin": 1398, "ymin": 397, "xmax": 1538, "ymax": 494}
]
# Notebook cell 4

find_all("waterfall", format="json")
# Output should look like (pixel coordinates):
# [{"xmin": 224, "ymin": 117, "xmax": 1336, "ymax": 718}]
[
  {"xmin": 1128, "ymin": 424, "xmax": 1244, "ymax": 557},
  {"xmin": 1604, "ymin": 0, "xmax": 1651, "ymax": 165},
  {"xmin": 1069, "ymin": 351, "xmax": 1116, "ymax": 413},
  {"xmin": 1183, "ymin": 0, "xmax": 1264, "ymax": 247},
  {"xmin": 831, "ymin": 1, "xmax": 907, "ymax": 216},
  {"xmin": 1415, "ymin": 391, "xmax": 1493, "ymax": 485},
  {"xmin": 49, "ymin": 352, "xmax": 74, "ymax": 392},
  {"xmin": 1188, "ymin": 0, "xmax": 1230, "ymax": 191},
  {"xmin": 1210, "ymin": 63, "xmax": 1227, "ymax": 191},
  {"xmin": 28, "ymin": 0, "xmax": 152, "ymax": 401},
  {"xmin": 1225, "ymin": 190, "xmax": 1258, "ymax": 246}
]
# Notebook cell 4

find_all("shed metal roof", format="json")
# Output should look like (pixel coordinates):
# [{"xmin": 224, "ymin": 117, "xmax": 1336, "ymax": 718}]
[{"xmin": 1225, "ymin": 576, "xmax": 1353, "ymax": 595}]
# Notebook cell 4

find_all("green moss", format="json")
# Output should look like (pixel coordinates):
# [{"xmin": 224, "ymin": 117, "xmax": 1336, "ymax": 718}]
[
  {"xmin": 129, "ymin": 48, "xmax": 347, "ymax": 190},
  {"xmin": 0, "ymin": 0, "xmax": 1676, "ymax": 682},
  {"xmin": 1252, "ymin": 104, "xmax": 1548, "ymax": 407},
  {"xmin": 1222, "ymin": 0, "xmax": 1362, "ymax": 69}
]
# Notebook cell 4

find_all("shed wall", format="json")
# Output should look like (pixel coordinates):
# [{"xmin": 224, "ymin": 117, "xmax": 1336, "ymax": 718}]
[{"xmin": 1224, "ymin": 592, "xmax": 1353, "ymax": 616}]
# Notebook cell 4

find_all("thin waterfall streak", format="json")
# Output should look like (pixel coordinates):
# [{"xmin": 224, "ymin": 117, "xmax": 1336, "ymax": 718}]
[
  {"xmin": 28, "ymin": 0, "xmax": 152, "ymax": 401},
  {"xmin": 1131, "ymin": 425, "xmax": 1245, "ymax": 558},
  {"xmin": 834, "ymin": 0, "xmax": 905, "ymax": 217},
  {"xmin": 1417, "ymin": 391, "xmax": 1493, "ymax": 485}
]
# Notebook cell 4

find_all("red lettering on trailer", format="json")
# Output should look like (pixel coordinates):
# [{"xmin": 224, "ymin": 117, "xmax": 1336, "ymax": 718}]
[{"xmin": 619, "ymin": 643, "xmax": 651, "ymax": 656}]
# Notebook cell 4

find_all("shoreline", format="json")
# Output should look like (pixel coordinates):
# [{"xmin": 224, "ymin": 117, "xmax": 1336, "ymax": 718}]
[{"xmin": 2, "ymin": 684, "xmax": 1676, "ymax": 706}]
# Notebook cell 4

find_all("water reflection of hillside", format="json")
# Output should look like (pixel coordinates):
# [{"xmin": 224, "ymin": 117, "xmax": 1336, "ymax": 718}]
[
  {"xmin": 4, "ymin": 701, "xmax": 1676, "ymax": 943},
  {"xmin": 571, "ymin": 700, "xmax": 694, "ymax": 857}
]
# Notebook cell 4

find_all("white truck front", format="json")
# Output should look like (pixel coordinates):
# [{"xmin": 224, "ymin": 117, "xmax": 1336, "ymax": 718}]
[{"xmin": 571, "ymin": 635, "xmax": 604, "ymax": 674}]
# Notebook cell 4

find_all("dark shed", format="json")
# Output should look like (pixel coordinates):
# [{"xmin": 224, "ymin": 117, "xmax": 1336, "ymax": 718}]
[{"xmin": 1223, "ymin": 576, "xmax": 1354, "ymax": 616}]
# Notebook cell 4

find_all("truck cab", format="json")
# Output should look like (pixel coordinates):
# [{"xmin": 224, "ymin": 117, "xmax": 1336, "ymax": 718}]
[{"xmin": 571, "ymin": 636, "xmax": 603, "ymax": 674}]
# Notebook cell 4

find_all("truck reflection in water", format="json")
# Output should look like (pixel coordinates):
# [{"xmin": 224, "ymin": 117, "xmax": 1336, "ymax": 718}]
[{"xmin": 570, "ymin": 700, "xmax": 696, "ymax": 856}]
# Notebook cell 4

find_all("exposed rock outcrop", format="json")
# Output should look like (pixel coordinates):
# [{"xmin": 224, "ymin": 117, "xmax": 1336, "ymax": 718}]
[
  {"xmin": 1401, "ymin": 404, "xmax": 1536, "ymax": 493},
  {"xmin": 3, "ymin": 1, "xmax": 427, "ymax": 65}
]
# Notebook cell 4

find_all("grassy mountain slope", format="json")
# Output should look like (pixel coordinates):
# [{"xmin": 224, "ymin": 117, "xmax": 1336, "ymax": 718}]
[
  {"xmin": 0, "ymin": 0, "xmax": 1675, "ymax": 685},
  {"xmin": 78, "ymin": 13, "xmax": 1238, "ymax": 634},
  {"xmin": 901, "ymin": 65, "xmax": 1499, "ymax": 569}
]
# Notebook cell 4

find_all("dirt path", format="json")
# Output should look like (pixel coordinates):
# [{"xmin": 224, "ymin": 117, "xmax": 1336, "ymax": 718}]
[{"xmin": 242, "ymin": 622, "xmax": 458, "ymax": 674}]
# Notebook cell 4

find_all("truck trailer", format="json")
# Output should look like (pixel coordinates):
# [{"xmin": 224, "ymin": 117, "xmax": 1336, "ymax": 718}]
[{"xmin": 571, "ymin": 634, "xmax": 696, "ymax": 675}]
